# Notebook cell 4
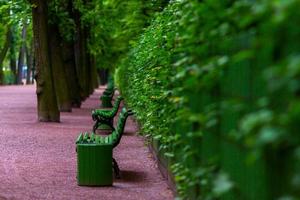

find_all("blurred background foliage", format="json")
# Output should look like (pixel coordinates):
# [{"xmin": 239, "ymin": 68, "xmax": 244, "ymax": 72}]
[
  {"xmin": 116, "ymin": 0, "xmax": 300, "ymax": 199},
  {"xmin": 0, "ymin": 0, "xmax": 31, "ymax": 84}
]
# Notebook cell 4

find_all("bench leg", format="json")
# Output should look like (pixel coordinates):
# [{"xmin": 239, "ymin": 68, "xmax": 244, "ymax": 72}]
[
  {"xmin": 93, "ymin": 121, "xmax": 99, "ymax": 133},
  {"xmin": 104, "ymin": 118, "xmax": 115, "ymax": 131},
  {"xmin": 112, "ymin": 158, "xmax": 120, "ymax": 179},
  {"xmin": 108, "ymin": 122, "xmax": 115, "ymax": 132}
]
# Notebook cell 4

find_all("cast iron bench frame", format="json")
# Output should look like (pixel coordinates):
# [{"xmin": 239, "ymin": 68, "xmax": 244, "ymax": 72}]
[{"xmin": 92, "ymin": 96, "xmax": 124, "ymax": 132}]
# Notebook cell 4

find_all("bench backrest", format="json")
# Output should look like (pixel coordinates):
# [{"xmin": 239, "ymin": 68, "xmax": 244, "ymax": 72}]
[
  {"xmin": 92, "ymin": 96, "xmax": 124, "ymax": 120},
  {"xmin": 111, "ymin": 107, "xmax": 133, "ymax": 148},
  {"xmin": 110, "ymin": 96, "xmax": 124, "ymax": 116}
]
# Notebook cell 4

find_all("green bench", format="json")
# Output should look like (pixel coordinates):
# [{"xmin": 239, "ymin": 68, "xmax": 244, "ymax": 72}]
[
  {"xmin": 76, "ymin": 107, "xmax": 133, "ymax": 183},
  {"xmin": 76, "ymin": 132, "xmax": 113, "ymax": 186},
  {"xmin": 100, "ymin": 89, "xmax": 115, "ymax": 108},
  {"xmin": 100, "ymin": 77, "xmax": 115, "ymax": 108},
  {"xmin": 92, "ymin": 96, "xmax": 124, "ymax": 132}
]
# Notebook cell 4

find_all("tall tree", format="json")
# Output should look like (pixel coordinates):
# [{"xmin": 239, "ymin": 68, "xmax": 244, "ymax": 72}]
[
  {"xmin": 25, "ymin": 40, "xmax": 33, "ymax": 84},
  {"xmin": 0, "ymin": 29, "xmax": 10, "ymax": 85},
  {"xmin": 59, "ymin": 0, "xmax": 82, "ymax": 108},
  {"xmin": 73, "ymin": 9, "xmax": 89, "ymax": 100},
  {"xmin": 17, "ymin": 20, "xmax": 27, "ymax": 84},
  {"xmin": 48, "ymin": 22, "xmax": 72, "ymax": 112},
  {"xmin": 90, "ymin": 54, "xmax": 98, "ymax": 89},
  {"xmin": 31, "ymin": 0, "xmax": 60, "ymax": 122},
  {"xmin": 61, "ymin": 40, "xmax": 82, "ymax": 108},
  {"xmin": 9, "ymin": 26, "xmax": 17, "ymax": 84}
]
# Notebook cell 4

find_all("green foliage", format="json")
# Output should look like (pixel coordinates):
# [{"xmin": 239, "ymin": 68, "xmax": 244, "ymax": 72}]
[
  {"xmin": 0, "ymin": 0, "xmax": 31, "ymax": 44},
  {"xmin": 3, "ymin": 70, "xmax": 15, "ymax": 84},
  {"xmin": 0, "ymin": 0, "xmax": 32, "ymax": 64},
  {"xmin": 117, "ymin": 0, "xmax": 300, "ymax": 199},
  {"xmin": 0, "ymin": 0, "xmax": 31, "ymax": 26},
  {"xmin": 3, "ymin": 0, "xmax": 300, "ymax": 198},
  {"xmin": 0, "ymin": 1, "xmax": 10, "ymax": 49},
  {"xmin": 74, "ymin": 0, "xmax": 168, "ymax": 70},
  {"xmin": 48, "ymin": 0, "xmax": 75, "ymax": 42},
  {"xmin": 42, "ymin": 0, "xmax": 169, "ymax": 72}
]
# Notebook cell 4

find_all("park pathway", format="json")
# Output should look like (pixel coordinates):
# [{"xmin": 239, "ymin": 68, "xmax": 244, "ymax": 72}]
[{"xmin": 0, "ymin": 85, "xmax": 173, "ymax": 200}]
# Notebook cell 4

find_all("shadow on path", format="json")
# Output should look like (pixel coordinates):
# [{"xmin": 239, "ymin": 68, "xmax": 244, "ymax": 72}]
[{"xmin": 117, "ymin": 170, "xmax": 147, "ymax": 183}]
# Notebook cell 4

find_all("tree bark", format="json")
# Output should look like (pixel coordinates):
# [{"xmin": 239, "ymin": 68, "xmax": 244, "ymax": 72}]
[
  {"xmin": 0, "ymin": 30, "xmax": 10, "ymax": 85},
  {"xmin": 60, "ymin": 0, "xmax": 82, "ymax": 108},
  {"xmin": 26, "ymin": 40, "xmax": 34, "ymax": 84},
  {"xmin": 31, "ymin": 0, "xmax": 60, "ymax": 122},
  {"xmin": 98, "ymin": 68, "xmax": 109, "ymax": 85},
  {"xmin": 48, "ymin": 22, "xmax": 72, "ymax": 112},
  {"xmin": 61, "ymin": 40, "xmax": 82, "ymax": 108},
  {"xmin": 85, "ymin": 44, "xmax": 93, "ymax": 95},
  {"xmin": 8, "ymin": 26, "xmax": 17, "ymax": 84},
  {"xmin": 81, "ymin": 17, "xmax": 96, "ymax": 97},
  {"xmin": 74, "ymin": 9, "xmax": 90, "ymax": 100},
  {"xmin": 17, "ymin": 22, "xmax": 27, "ymax": 85},
  {"xmin": 90, "ymin": 55, "xmax": 99, "ymax": 89}
]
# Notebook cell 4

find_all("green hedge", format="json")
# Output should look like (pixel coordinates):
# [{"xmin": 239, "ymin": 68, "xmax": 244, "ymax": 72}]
[
  {"xmin": 75, "ymin": 0, "xmax": 168, "ymax": 70},
  {"xmin": 116, "ymin": 0, "xmax": 300, "ymax": 199}
]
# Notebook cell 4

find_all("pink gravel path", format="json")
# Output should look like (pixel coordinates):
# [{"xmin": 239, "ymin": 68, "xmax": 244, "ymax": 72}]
[{"xmin": 0, "ymin": 85, "xmax": 173, "ymax": 200}]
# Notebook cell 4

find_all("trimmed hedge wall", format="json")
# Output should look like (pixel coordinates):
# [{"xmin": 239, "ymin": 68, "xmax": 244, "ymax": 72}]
[{"xmin": 116, "ymin": 0, "xmax": 300, "ymax": 199}]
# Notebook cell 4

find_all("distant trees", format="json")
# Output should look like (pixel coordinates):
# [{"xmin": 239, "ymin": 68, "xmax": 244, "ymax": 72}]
[
  {"xmin": 27, "ymin": 0, "xmax": 166, "ymax": 121},
  {"xmin": 0, "ymin": 30, "xmax": 10, "ymax": 85},
  {"xmin": 28, "ymin": 0, "xmax": 99, "ymax": 121},
  {"xmin": 0, "ymin": 0, "xmax": 99, "ymax": 121},
  {"xmin": 0, "ymin": 0, "xmax": 167, "ymax": 121},
  {"xmin": 0, "ymin": 1, "xmax": 32, "ymax": 85}
]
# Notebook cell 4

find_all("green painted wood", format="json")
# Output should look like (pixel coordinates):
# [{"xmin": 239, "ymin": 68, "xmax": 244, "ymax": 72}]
[{"xmin": 77, "ymin": 143, "xmax": 113, "ymax": 186}]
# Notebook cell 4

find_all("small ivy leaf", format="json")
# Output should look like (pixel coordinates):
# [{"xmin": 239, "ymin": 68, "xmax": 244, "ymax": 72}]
[
  {"xmin": 256, "ymin": 126, "xmax": 283, "ymax": 146},
  {"xmin": 164, "ymin": 152, "xmax": 174, "ymax": 158},
  {"xmin": 240, "ymin": 110, "xmax": 273, "ymax": 134},
  {"xmin": 195, "ymin": 168, "xmax": 206, "ymax": 177},
  {"xmin": 31, "ymin": 4, "xmax": 38, "ymax": 8},
  {"xmin": 153, "ymin": 135, "xmax": 162, "ymax": 140},
  {"xmin": 212, "ymin": 173, "xmax": 234, "ymax": 196},
  {"xmin": 217, "ymin": 56, "xmax": 229, "ymax": 66}
]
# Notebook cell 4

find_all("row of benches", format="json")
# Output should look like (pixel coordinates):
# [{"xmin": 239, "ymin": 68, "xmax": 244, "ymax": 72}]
[
  {"xmin": 76, "ymin": 87, "xmax": 133, "ymax": 186},
  {"xmin": 100, "ymin": 77, "xmax": 115, "ymax": 108}
]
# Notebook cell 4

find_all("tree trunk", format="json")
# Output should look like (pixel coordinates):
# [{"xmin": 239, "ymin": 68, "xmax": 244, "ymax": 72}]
[
  {"xmin": 10, "ymin": 57, "xmax": 17, "ymax": 84},
  {"xmin": 92, "ymin": 56, "xmax": 99, "ymax": 89},
  {"xmin": 17, "ymin": 22, "xmax": 27, "ymax": 85},
  {"xmin": 85, "ymin": 45, "xmax": 93, "ymax": 95},
  {"xmin": 0, "ymin": 30, "xmax": 10, "ymax": 85},
  {"xmin": 83, "ymin": 0, "xmax": 96, "ymax": 94},
  {"xmin": 61, "ymin": 40, "xmax": 82, "ymax": 108},
  {"xmin": 90, "ymin": 55, "xmax": 98, "ymax": 89},
  {"xmin": 83, "ymin": 23, "xmax": 96, "ymax": 95},
  {"xmin": 48, "ymin": 22, "xmax": 72, "ymax": 112},
  {"xmin": 8, "ymin": 26, "xmax": 17, "ymax": 84},
  {"xmin": 98, "ymin": 68, "xmax": 109, "ymax": 85},
  {"xmin": 74, "ymin": 9, "xmax": 89, "ymax": 100},
  {"xmin": 26, "ymin": 40, "xmax": 34, "ymax": 84},
  {"xmin": 60, "ymin": 0, "xmax": 82, "ymax": 108},
  {"xmin": 31, "ymin": 0, "xmax": 60, "ymax": 122},
  {"xmin": 32, "ymin": 56, "xmax": 35, "ymax": 84}
]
